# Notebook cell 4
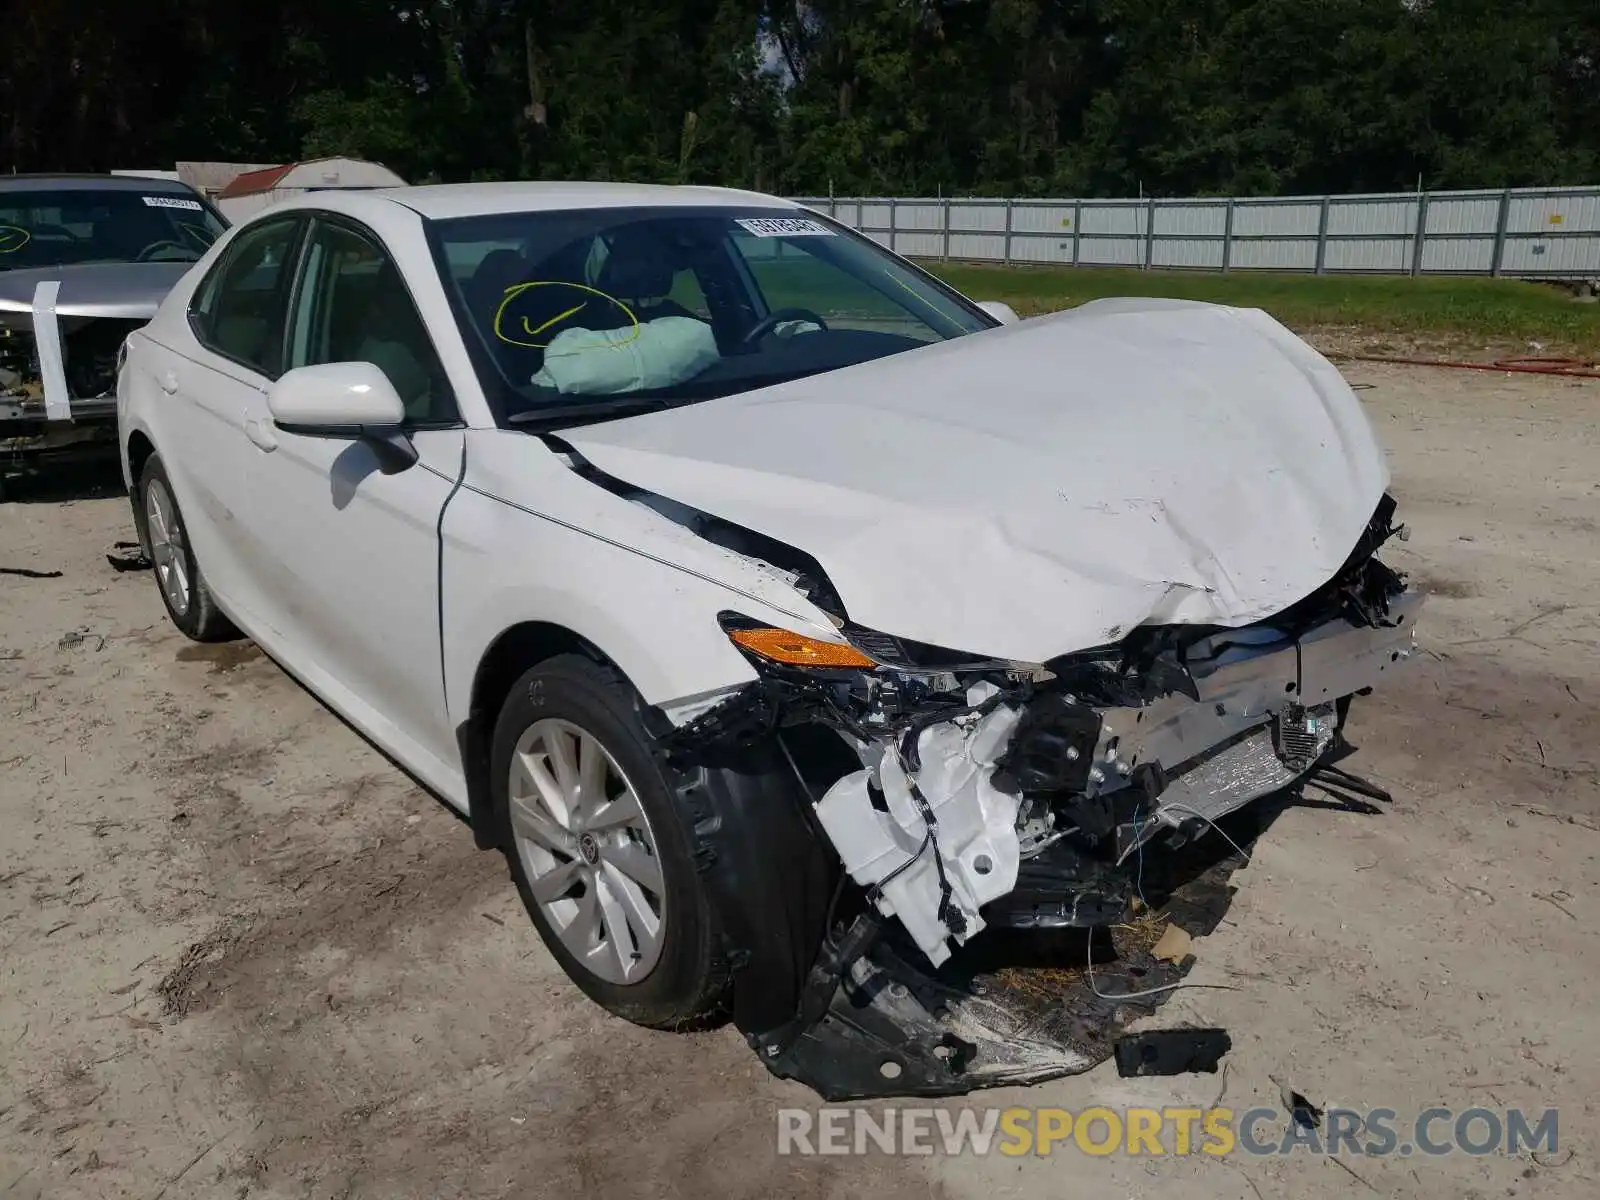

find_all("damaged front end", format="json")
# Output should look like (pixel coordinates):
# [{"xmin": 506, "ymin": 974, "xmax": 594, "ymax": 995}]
[
  {"xmin": 0, "ymin": 295, "xmax": 135, "ymax": 459},
  {"xmin": 656, "ymin": 495, "xmax": 1421, "ymax": 1098},
  {"xmin": 0, "ymin": 260, "xmax": 191, "ymax": 464}
]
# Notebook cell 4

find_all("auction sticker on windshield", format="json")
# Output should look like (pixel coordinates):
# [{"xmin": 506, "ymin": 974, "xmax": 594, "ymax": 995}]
[
  {"xmin": 736, "ymin": 217, "xmax": 834, "ymax": 237},
  {"xmin": 142, "ymin": 196, "xmax": 204, "ymax": 211}
]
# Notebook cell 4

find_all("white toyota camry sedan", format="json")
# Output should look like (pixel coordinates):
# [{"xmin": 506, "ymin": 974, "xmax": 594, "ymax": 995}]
[{"xmin": 118, "ymin": 182, "xmax": 1421, "ymax": 1097}]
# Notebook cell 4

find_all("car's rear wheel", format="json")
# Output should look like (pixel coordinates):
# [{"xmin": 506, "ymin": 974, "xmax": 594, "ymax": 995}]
[
  {"xmin": 491, "ymin": 655, "xmax": 728, "ymax": 1027},
  {"xmin": 139, "ymin": 457, "xmax": 236, "ymax": 642}
]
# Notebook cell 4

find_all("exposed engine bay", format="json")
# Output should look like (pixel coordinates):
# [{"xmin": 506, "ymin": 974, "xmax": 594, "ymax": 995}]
[
  {"xmin": 0, "ymin": 312, "xmax": 134, "ymax": 458},
  {"xmin": 0, "ymin": 317, "xmax": 137, "ymax": 403},
  {"xmin": 649, "ymin": 486, "xmax": 1421, "ymax": 1096},
  {"xmin": 674, "ymin": 493, "xmax": 1413, "ymax": 963}
]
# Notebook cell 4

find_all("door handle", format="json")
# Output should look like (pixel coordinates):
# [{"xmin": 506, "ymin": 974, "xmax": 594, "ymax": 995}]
[
  {"xmin": 244, "ymin": 418, "xmax": 279, "ymax": 452},
  {"xmin": 159, "ymin": 370, "xmax": 179, "ymax": 394}
]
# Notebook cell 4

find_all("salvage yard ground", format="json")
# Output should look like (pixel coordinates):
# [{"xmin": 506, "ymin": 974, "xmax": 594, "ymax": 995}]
[{"xmin": 1, "ymin": 361, "xmax": 1598, "ymax": 1199}]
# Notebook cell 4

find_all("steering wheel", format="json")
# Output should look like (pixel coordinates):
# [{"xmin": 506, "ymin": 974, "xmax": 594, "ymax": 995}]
[
  {"xmin": 741, "ymin": 306, "xmax": 830, "ymax": 346},
  {"xmin": 137, "ymin": 240, "xmax": 193, "ymax": 263}
]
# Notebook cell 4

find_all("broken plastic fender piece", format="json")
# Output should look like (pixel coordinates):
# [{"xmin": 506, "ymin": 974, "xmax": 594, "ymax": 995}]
[
  {"xmin": 813, "ymin": 698, "xmax": 1023, "ymax": 967},
  {"xmin": 769, "ymin": 945, "xmax": 1098, "ymax": 1100},
  {"xmin": 1114, "ymin": 1029, "xmax": 1232, "ymax": 1078}
]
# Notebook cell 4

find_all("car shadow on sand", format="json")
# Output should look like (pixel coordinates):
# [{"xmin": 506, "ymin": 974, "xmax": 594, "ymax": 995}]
[{"xmin": 0, "ymin": 449, "xmax": 125, "ymax": 505}]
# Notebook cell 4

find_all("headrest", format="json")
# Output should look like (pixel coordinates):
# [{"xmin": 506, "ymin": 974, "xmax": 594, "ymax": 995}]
[
  {"xmin": 466, "ymin": 248, "xmax": 529, "ymax": 313},
  {"xmin": 594, "ymin": 232, "xmax": 676, "ymax": 300},
  {"xmin": 365, "ymin": 257, "xmax": 417, "ymax": 321}
]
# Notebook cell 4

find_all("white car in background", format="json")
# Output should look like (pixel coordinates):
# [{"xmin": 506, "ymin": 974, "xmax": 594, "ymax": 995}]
[{"xmin": 117, "ymin": 183, "xmax": 1420, "ymax": 1097}]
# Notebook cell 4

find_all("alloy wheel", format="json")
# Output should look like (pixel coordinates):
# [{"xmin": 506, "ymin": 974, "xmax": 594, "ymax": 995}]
[
  {"xmin": 508, "ymin": 717, "xmax": 667, "ymax": 984},
  {"xmin": 144, "ymin": 477, "xmax": 191, "ymax": 616}
]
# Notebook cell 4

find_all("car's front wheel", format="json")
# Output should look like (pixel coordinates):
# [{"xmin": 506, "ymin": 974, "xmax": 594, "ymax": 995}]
[
  {"xmin": 138, "ymin": 456, "xmax": 236, "ymax": 642},
  {"xmin": 491, "ymin": 655, "xmax": 729, "ymax": 1027}
]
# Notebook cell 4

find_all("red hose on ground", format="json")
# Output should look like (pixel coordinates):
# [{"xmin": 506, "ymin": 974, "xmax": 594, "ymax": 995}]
[{"xmin": 1342, "ymin": 353, "xmax": 1600, "ymax": 379}]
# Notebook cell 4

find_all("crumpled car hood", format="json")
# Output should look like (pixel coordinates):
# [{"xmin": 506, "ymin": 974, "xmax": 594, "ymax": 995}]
[
  {"xmin": 0, "ymin": 262, "xmax": 190, "ymax": 329},
  {"xmin": 564, "ymin": 298, "xmax": 1389, "ymax": 663}
]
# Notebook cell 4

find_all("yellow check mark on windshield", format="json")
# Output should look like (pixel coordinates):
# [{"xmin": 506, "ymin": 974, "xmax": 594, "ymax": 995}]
[
  {"xmin": 494, "ymin": 281, "xmax": 637, "ymax": 348},
  {"xmin": 522, "ymin": 301, "xmax": 588, "ymax": 340}
]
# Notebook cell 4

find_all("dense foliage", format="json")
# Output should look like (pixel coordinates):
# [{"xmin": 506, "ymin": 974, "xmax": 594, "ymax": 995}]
[{"xmin": 3, "ymin": 1, "xmax": 1596, "ymax": 196}]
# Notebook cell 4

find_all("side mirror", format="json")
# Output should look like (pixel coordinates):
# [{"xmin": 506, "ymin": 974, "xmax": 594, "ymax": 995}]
[
  {"xmin": 976, "ymin": 300, "xmax": 1021, "ymax": 326},
  {"xmin": 267, "ymin": 361, "xmax": 416, "ymax": 471}
]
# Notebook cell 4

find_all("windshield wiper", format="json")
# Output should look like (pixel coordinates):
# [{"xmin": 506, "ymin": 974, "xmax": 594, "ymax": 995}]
[{"xmin": 507, "ymin": 395, "xmax": 685, "ymax": 431}]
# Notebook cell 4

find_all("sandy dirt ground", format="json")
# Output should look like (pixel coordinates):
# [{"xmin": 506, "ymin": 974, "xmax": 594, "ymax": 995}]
[{"xmin": 1, "ymin": 362, "xmax": 1597, "ymax": 1199}]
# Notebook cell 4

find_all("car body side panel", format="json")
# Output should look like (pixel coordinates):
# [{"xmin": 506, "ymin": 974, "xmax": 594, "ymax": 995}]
[
  {"xmin": 440, "ymin": 428, "xmax": 841, "ymax": 745},
  {"xmin": 118, "ymin": 331, "xmax": 273, "ymax": 612},
  {"xmin": 121, "ymin": 359, "xmax": 473, "ymax": 812},
  {"xmin": 243, "ymin": 427, "xmax": 466, "ymax": 773},
  {"xmin": 213, "ymin": 570, "xmax": 471, "ymax": 812}
]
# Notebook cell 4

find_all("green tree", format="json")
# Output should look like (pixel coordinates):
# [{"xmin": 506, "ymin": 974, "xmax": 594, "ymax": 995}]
[{"xmin": 2, "ymin": 0, "xmax": 1594, "ymax": 196}]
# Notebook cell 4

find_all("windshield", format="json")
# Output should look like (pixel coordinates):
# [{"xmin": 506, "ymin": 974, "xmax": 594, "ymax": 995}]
[
  {"xmin": 428, "ymin": 206, "xmax": 995, "ymax": 426},
  {"xmin": 0, "ymin": 189, "xmax": 227, "ymax": 270}
]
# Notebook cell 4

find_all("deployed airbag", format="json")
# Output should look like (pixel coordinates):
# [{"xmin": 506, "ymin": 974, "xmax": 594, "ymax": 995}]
[{"xmin": 532, "ymin": 315, "xmax": 718, "ymax": 396}]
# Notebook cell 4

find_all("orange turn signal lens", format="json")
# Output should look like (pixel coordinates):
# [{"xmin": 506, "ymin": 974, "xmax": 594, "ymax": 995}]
[{"xmin": 727, "ymin": 627, "xmax": 878, "ymax": 669}]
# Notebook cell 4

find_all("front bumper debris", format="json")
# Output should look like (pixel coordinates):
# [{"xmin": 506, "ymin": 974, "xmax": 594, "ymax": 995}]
[
  {"xmin": 1, "ymin": 282, "xmax": 131, "ymax": 453},
  {"xmin": 760, "ymin": 838, "xmax": 1248, "ymax": 1100},
  {"xmin": 1099, "ymin": 590, "xmax": 1421, "ymax": 855},
  {"xmin": 660, "ymin": 496, "xmax": 1423, "ymax": 1098},
  {"xmin": 808, "ymin": 591, "xmax": 1421, "ymax": 968}
]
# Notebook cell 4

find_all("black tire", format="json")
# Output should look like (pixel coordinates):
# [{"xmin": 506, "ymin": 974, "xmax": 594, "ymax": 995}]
[
  {"xmin": 491, "ymin": 654, "xmax": 729, "ymax": 1028},
  {"xmin": 137, "ymin": 456, "xmax": 237, "ymax": 642}
]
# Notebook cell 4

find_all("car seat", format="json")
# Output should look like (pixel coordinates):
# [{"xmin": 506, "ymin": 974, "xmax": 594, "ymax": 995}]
[
  {"xmin": 350, "ymin": 260, "xmax": 442, "ymax": 419},
  {"xmin": 592, "ymin": 228, "xmax": 698, "ymax": 325}
]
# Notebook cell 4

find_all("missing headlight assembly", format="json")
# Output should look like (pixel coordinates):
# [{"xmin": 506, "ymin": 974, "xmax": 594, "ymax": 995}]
[
  {"xmin": 651, "ymin": 495, "xmax": 1422, "ymax": 1098},
  {"xmin": 1, "ymin": 293, "xmax": 136, "ymax": 455}
]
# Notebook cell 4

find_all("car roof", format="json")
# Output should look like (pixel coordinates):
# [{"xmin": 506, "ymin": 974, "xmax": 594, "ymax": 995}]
[
  {"xmin": 376, "ymin": 181, "xmax": 805, "ymax": 221},
  {"xmin": 0, "ymin": 174, "xmax": 204, "ymax": 196}
]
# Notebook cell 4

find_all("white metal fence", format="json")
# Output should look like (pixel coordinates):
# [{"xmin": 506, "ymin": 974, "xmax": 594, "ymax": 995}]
[{"xmin": 792, "ymin": 187, "xmax": 1600, "ymax": 279}]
